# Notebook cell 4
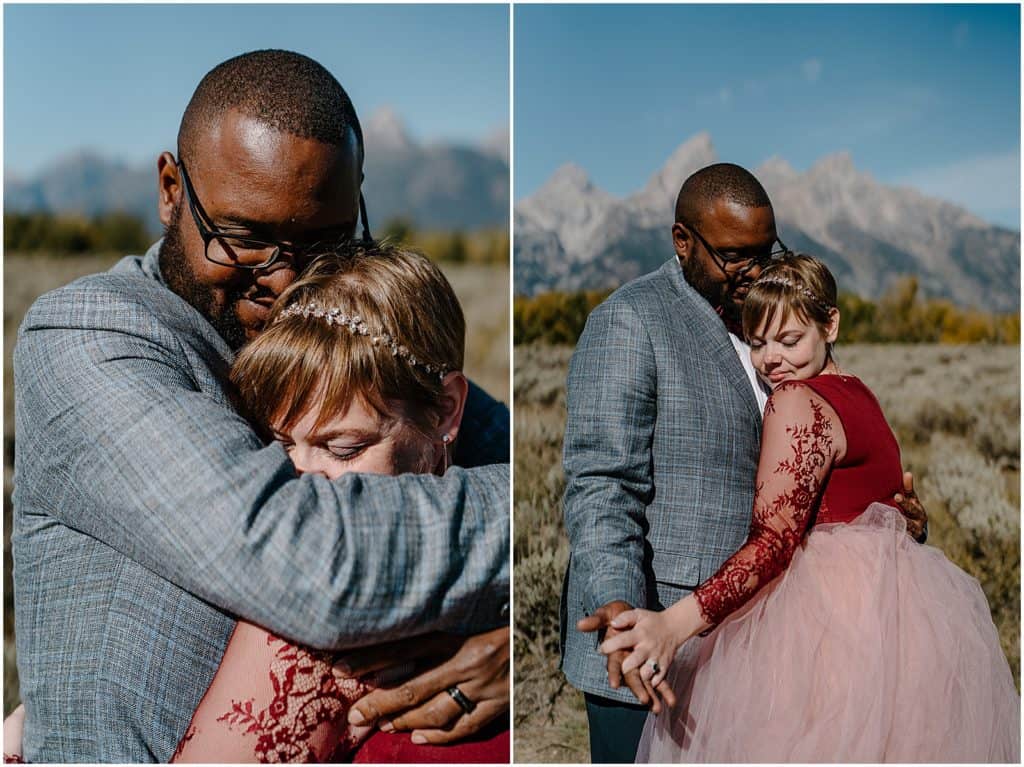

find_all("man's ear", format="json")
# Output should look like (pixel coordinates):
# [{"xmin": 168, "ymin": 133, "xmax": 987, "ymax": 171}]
[
  {"xmin": 672, "ymin": 222, "xmax": 692, "ymax": 261},
  {"xmin": 157, "ymin": 152, "xmax": 180, "ymax": 228},
  {"xmin": 436, "ymin": 371, "xmax": 469, "ymax": 444}
]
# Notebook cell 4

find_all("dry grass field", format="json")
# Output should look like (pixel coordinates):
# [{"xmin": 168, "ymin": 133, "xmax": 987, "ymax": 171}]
[
  {"xmin": 513, "ymin": 341, "xmax": 1020, "ymax": 764},
  {"xmin": 2, "ymin": 252, "xmax": 508, "ymax": 716}
]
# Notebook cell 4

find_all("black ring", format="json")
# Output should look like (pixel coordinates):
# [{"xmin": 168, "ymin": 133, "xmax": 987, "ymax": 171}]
[{"xmin": 446, "ymin": 685, "xmax": 476, "ymax": 714}]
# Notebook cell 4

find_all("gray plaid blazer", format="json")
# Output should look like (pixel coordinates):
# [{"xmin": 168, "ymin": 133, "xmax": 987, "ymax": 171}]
[
  {"xmin": 12, "ymin": 243, "xmax": 509, "ymax": 762},
  {"xmin": 560, "ymin": 258, "xmax": 762, "ymax": 702}
]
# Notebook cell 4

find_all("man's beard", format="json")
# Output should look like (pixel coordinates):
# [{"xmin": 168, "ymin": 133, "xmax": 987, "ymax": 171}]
[
  {"xmin": 159, "ymin": 204, "xmax": 250, "ymax": 350},
  {"xmin": 679, "ymin": 256, "xmax": 743, "ymax": 332}
]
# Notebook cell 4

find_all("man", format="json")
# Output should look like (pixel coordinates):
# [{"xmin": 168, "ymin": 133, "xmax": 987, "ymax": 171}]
[
  {"xmin": 560, "ymin": 163, "xmax": 925, "ymax": 762},
  {"xmin": 12, "ymin": 50, "xmax": 509, "ymax": 762}
]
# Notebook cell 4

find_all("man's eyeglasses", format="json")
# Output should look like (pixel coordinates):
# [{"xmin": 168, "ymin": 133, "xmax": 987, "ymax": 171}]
[
  {"xmin": 177, "ymin": 160, "xmax": 368, "ymax": 271},
  {"xmin": 685, "ymin": 223, "xmax": 791, "ymax": 274}
]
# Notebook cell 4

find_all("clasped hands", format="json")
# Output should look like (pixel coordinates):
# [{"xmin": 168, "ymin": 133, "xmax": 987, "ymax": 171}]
[
  {"xmin": 577, "ymin": 600, "xmax": 688, "ymax": 712},
  {"xmin": 333, "ymin": 625, "xmax": 509, "ymax": 745},
  {"xmin": 577, "ymin": 476, "xmax": 926, "ymax": 713}
]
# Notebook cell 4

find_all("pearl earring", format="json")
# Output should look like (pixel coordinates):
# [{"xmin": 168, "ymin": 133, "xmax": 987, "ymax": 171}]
[{"xmin": 441, "ymin": 434, "xmax": 451, "ymax": 474}]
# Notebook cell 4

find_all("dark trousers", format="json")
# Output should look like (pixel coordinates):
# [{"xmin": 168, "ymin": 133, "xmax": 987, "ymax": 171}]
[{"xmin": 584, "ymin": 692, "xmax": 650, "ymax": 763}]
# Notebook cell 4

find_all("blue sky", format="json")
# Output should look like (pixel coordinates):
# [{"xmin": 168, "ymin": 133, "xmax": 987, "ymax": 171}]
[
  {"xmin": 515, "ymin": 4, "xmax": 1020, "ymax": 229},
  {"xmin": 4, "ymin": 3, "xmax": 509, "ymax": 176}
]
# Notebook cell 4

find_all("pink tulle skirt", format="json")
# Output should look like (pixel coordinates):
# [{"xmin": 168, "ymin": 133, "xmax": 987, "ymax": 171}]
[{"xmin": 637, "ymin": 504, "xmax": 1020, "ymax": 763}]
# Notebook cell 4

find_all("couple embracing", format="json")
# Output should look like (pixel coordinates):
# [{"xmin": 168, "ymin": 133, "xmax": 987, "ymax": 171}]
[
  {"xmin": 561, "ymin": 163, "xmax": 1019, "ymax": 763},
  {"xmin": 9, "ymin": 50, "xmax": 509, "ymax": 763}
]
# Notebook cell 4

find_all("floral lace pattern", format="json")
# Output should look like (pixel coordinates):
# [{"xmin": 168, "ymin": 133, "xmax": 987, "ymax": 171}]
[
  {"xmin": 171, "ymin": 726, "xmax": 196, "ymax": 761},
  {"xmin": 171, "ymin": 621, "xmax": 374, "ymax": 765},
  {"xmin": 214, "ymin": 635, "xmax": 370, "ymax": 763},
  {"xmin": 695, "ymin": 383, "xmax": 835, "ymax": 626}
]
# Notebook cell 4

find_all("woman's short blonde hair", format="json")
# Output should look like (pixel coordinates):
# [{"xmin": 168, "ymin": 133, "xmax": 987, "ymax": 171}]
[
  {"xmin": 741, "ymin": 253, "xmax": 838, "ymax": 341},
  {"xmin": 230, "ymin": 241, "xmax": 465, "ymax": 436}
]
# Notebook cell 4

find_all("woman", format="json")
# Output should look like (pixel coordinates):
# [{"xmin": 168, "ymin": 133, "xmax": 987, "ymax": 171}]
[
  {"xmin": 602, "ymin": 254, "xmax": 1019, "ymax": 763},
  {"xmin": 4, "ymin": 243, "xmax": 509, "ymax": 764},
  {"xmin": 173, "ymin": 242, "xmax": 509, "ymax": 764}
]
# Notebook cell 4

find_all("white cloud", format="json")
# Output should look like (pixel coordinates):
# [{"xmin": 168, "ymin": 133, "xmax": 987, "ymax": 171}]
[
  {"xmin": 954, "ymin": 22, "xmax": 969, "ymax": 49},
  {"xmin": 897, "ymin": 150, "xmax": 1020, "ymax": 225},
  {"xmin": 804, "ymin": 85, "xmax": 940, "ymax": 144},
  {"xmin": 710, "ymin": 60, "xmax": 821, "ymax": 107},
  {"xmin": 802, "ymin": 58, "xmax": 822, "ymax": 84}
]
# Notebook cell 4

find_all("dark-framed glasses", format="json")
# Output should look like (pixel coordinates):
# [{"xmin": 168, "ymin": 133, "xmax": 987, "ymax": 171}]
[
  {"xmin": 177, "ymin": 160, "xmax": 368, "ymax": 270},
  {"xmin": 685, "ymin": 223, "xmax": 791, "ymax": 273}
]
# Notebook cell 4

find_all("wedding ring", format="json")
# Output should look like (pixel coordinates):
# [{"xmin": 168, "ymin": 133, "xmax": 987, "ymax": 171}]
[
  {"xmin": 446, "ymin": 685, "xmax": 476, "ymax": 714},
  {"xmin": 646, "ymin": 659, "xmax": 660, "ymax": 675}
]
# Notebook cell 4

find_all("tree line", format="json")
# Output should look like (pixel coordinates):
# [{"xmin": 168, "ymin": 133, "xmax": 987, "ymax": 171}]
[
  {"xmin": 5, "ymin": 211, "xmax": 152, "ymax": 254},
  {"xmin": 515, "ymin": 277, "xmax": 1020, "ymax": 345},
  {"xmin": 377, "ymin": 217, "xmax": 508, "ymax": 265},
  {"xmin": 4, "ymin": 211, "xmax": 509, "ymax": 266}
]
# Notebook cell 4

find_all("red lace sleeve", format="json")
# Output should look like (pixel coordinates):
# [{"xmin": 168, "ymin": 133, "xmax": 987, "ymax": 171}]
[
  {"xmin": 693, "ymin": 382, "xmax": 840, "ymax": 627},
  {"xmin": 172, "ymin": 621, "xmax": 375, "ymax": 764}
]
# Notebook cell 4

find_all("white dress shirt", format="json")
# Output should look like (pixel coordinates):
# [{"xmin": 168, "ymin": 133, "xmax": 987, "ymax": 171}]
[{"xmin": 729, "ymin": 331, "xmax": 771, "ymax": 415}]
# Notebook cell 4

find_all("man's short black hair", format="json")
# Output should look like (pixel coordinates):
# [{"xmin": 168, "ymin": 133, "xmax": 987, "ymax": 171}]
[
  {"xmin": 674, "ymin": 163, "xmax": 772, "ymax": 227},
  {"xmin": 177, "ymin": 49, "xmax": 363, "ymax": 165}
]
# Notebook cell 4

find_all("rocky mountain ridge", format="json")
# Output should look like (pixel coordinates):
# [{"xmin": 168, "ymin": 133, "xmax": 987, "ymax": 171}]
[
  {"xmin": 515, "ymin": 133, "xmax": 1019, "ymax": 310},
  {"xmin": 5, "ymin": 108, "xmax": 509, "ymax": 235}
]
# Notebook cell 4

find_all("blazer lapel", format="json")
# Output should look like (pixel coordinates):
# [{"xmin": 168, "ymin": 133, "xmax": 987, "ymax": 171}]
[{"xmin": 660, "ymin": 259, "xmax": 761, "ymax": 423}]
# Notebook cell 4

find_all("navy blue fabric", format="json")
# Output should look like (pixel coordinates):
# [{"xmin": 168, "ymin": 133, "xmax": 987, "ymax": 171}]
[{"xmin": 584, "ymin": 693, "xmax": 649, "ymax": 763}]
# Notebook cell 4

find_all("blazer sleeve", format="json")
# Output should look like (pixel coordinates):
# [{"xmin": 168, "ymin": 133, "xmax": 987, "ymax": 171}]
[
  {"xmin": 562, "ymin": 297, "xmax": 655, "ymax": 614},
  {"xmin": 13, "ymin": 282, "xmax": 509, "ymax": 650}
]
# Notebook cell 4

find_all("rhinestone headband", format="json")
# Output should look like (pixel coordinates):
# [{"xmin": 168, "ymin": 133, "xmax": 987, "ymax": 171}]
[
  {"xmin": 753, "ymin": 275, "xmax": 833, "ymax": 312},
  {"xmin": 274, "ymin": 302, "xmax": 449, "ymax": 380}
]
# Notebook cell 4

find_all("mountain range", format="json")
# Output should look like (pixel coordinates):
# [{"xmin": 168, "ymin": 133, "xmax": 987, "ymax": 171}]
[
  {"xmin": 515, "ymin": 133, "xmax": 1020, "ymax": 311},
  {"xmin": 4, "ymin": 108, "xmax": 509, "ymax": 235}
]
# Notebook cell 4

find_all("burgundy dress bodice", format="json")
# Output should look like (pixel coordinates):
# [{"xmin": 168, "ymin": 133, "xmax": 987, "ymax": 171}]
[
  {"xmin": 801, "ymin": 375, "xmax": 903, "ymax": 525},
  {"xmin": 694, "ymin": 373, "xmax": 905, "ymax": 627}
]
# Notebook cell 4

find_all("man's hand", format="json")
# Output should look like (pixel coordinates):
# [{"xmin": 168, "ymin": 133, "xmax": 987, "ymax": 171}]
[
  {"xmin": 577, "ymin": 600, "xmax": 676, "ymax": 713},
  {"xmin": 893, "ymin": 471, "xmax": 928, "ymax": 543},
  {"xmin": 337, "ymin": 626, "xmax": 509, "ymax": 745},
  {"xmin": 599, "ymin": 607, "xmax": 688, "ymax": 689}
]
